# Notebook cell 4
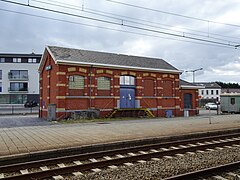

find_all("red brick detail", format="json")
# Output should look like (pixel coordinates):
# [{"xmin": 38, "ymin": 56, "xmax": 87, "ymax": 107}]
[
  {"xmin": 66, "ymin": 99, "xmax": 89, "ymax": 110},
  {"xmin": 95, "ymin": 98, "xmax": 114, "ymax": 109},
  {"xmin": 143, "ymin": 79, "xmax": 154, "ymax": 96}
]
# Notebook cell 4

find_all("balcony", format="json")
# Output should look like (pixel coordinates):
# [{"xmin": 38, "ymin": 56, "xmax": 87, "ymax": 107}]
[
  {"xmin": 8, "ymin": 72, "xmax": 28, "ymax": 81},
  {"xmin": 8, "ymin": 70, "xmax": 28, "ymax": 81},
  {"xmin": 8, "ymin": 87, "xmax": 28, "ymax": 93},
  {"xmin": 8, "ymin": 82, "xmax": 28, "ymax": 93}
]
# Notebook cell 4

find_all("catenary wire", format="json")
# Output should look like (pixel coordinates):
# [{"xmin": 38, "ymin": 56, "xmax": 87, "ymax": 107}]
[
  {"xmin": 31, "ymin": 0, "xmax": 240, "ymax": 45},
  {"xmin": 0, "ymin": 0, "xmax": 239, "ymax": 48},
  {"xmin": 106, "ymin": 0, "xmax": 240, "ymax": 28},
  {"xmin": 45, "ymin": 0, "xmax": 240, "ymax": 41},
  {"xmin": 0, "ymin": 7, "xmax": 234, "ymax": 50}
]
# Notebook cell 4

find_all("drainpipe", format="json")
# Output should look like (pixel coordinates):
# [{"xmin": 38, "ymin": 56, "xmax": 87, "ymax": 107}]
[{"xmin": 89, "ymin": 65, "xmax": 93, "ymax": 109}]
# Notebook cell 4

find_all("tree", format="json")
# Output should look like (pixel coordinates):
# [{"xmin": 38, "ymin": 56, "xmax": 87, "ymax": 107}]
[{"xmin": 215, "ymin": 81, "xmax": 240, "ymax": 88}]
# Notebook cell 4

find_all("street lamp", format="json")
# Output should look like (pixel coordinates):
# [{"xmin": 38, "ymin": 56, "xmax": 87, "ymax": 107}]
[{"xmin": 185, "ymin": 68, "xmax": 203, "ymax": 83}]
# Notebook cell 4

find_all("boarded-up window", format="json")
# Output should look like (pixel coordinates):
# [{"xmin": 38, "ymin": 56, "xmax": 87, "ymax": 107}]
[
  {"xmin": 69, "ymin": 75, "xmax": 84, "ymax": 89},
  {"xmin": 144, "ymin": 79, "xmax": 154, "ymax": 96},
  {"xmin": 97, "ymin": 77, "xmax": 110, "ymax": 90},
  {"xmin": 162, "ymin": 80, "xmax": 173, "ymax": 96}
]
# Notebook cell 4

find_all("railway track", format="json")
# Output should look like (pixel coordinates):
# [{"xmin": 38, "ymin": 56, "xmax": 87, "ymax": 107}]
[
  {"xmin": 165, "ymin": 161, "xmax": 240, "ymax": 180},
  {"xmin": 0, "ymin": 132, "xmax": 240, "ymax": 179}
]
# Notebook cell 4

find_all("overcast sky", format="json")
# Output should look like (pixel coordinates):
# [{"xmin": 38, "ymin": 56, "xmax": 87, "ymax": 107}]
[{"xmin": 1, "ymin": 0, "xmax": 240, "ymax": 83}]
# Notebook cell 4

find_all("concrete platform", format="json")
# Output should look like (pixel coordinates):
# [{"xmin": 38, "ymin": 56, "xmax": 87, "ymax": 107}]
[{"xmin": 0, "ymin": 112, "xmax": 240, "ymax": 159}]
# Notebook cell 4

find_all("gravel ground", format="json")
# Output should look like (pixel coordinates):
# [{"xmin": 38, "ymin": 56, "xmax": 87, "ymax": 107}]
[
  {"xmin": 0, "ymin": 114, "xmax": 51, "ymax": 128},
  {"xmin": 75, "ymin": 146, "xmax": 240, "ymax": 180}
]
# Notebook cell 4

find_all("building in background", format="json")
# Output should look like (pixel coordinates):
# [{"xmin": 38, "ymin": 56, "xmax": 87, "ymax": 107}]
[
  {"xmin": 194, "ymin": 82, "xmax": 221, "ymax": 107},
  {"xmin": 221, "ymin": 88, "xmax": 240, "ymax": 94},
  {"xmin": 39, "ymin": 46, "xmax": 199, "ymax": 120},
  {"xmin": 0, "ymin": 53, "xmax": 41, "ymax": 104}
]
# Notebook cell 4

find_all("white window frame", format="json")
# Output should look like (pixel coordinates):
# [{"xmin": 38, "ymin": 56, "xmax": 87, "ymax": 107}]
[
  {"xmin": 13, "ymin": 58, "xmax": 21, "ymax": 63},
  {"xmin": 0, "ymin": 58, "xmax": 5, "ymax": 62},
  {"xmin": 120, "ymin": 75, "xmax": 135, "ymax": 85}
]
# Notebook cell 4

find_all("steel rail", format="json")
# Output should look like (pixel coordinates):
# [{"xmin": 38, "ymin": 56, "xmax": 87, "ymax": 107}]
[
  {"xmin": 164, "ymin": 161, "xmax": 240, "ymax": 180},
  {"xmin": 1, "ymin": 137, "xmax": 240, "ymax": 179}
]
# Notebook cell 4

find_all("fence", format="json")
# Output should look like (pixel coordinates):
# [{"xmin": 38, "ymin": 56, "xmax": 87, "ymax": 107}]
[{"xmin": 0, "ymin": 105, "xmax": 39, "ymax": 115}]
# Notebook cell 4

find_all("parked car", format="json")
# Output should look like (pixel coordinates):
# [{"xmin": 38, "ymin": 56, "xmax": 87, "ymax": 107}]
[
  {"xmin": 24, "ymin": 101, "xmax": 38, "ymax": 108},
  {"xmin": 205, "ymin": 102, "xmax": 218, "ymax": 110}
]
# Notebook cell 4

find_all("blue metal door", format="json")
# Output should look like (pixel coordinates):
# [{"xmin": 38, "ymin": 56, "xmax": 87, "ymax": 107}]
[{"xmin": 120, "ymin": 88, "xmax": 135, "ymax": 108}]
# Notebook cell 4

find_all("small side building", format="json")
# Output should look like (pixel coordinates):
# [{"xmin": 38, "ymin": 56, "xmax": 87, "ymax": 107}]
[
  {"xmin": 39, "ymin": 46, "xmax": 199, "ymax": 120},
  {"xmin": 180, "ymin": 80, "xmax": 200, "ymax": 116},
  {"xmin": 220, "ymin": 93, "xmax": 240, "ymax": 113}
]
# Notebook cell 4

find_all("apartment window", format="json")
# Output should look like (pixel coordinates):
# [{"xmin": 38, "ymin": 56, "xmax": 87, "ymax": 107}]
[
  {"xmin": 211, "ymin": 90, "xmax": 214, "ymax": 95},
  {"xmin": 206, "ymin": 90, "xmax": 209, "ymax": 95},
  {"xmin": 28, "ymin": 58, "xmax": 37, "ymax": 63},
  {"xmin": 201, "ymin": 90, "xmax": 204, "ymax": 95},
  {"xmin": 0, "ymin": 58, "xmax": 5, "ymax": 62},
  {"xmin": 216, "ymin": 90, "xmax": 219, "ymax": 95},
  {"xmin": 120, "ymin": 76, "xmax": 135, "ymax": 85},
  {"xmin": 0, "ymin": 70, "xmax": 2, "ymax": 80},
  {"xmin": 97, "ymin": 77, "xmax": 110, "ymax": 90},
  {"xmin": 69, "ymin": 75, "xmax": 84, "ymax": 89},
  {"xmin": 9, "ymin": 70, "xmax": 28, "ymax": 80},
  {"xmin": 0, "ymin": 82, "xmax": 2, "ymax": 92},
  {"xmin": 10, "ymin": 82, "xmax": 28, "ymax": 91},
  {"xmin": 13, "ymin": 58, "xmax": 21, "ymax": 63}
]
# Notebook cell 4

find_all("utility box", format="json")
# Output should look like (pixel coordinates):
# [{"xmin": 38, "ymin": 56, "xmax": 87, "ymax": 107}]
[
  {"xmin": 165, "ymin": 110, "xmax": 173, "ymax": 118},
  {"xmin": 47, "ymin": 104, "xmax": 56, "ymax": 121},
  {"xmin": 184, "ymin": 110, "xmax": 189, "ymax": 117}
]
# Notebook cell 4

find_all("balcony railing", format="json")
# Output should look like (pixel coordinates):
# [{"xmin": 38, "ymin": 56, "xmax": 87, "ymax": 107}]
[
  {"xmin": 8, "ymin": 88, "xmax": 28, "ymax": 92},
  {"xmin": 8, "ymin": 73, "xmax": 28, "ymax": 81},
  {"xmin": 8, "ymin": 75, "xmax": 29, "ymax": 81}
]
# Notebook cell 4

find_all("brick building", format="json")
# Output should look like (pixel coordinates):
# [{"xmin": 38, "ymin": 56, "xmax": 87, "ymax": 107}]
[{"xmin": 39, "ymin": 46, "xmax": 199, "ymax": 120}]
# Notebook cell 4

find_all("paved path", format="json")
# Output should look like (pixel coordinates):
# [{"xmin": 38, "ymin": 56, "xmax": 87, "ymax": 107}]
[{"xmin": 0, "ymin": 112, "xmax": 239, "ymax": 157}]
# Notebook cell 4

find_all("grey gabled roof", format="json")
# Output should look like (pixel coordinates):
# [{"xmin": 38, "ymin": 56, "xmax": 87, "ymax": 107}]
[
  {"xmin": 180, "ymin": 79, "xmax": 200, "ymax": 89},
  {"xmin": 194, "ymin": 82, "xmax": 221, "ymax": 89},
  {"xmin": 180, "ymin": 79, "xmax": 194, "ymax": 86},
  {"xmin": 46, "ymin": 46, "xmax": 180, "ymax": 73}
]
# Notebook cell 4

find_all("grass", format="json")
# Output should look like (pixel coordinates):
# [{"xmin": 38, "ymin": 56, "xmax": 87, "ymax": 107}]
[{"xmin": 57, "ymin": 116, "xmax": 153, "ymax": 124}]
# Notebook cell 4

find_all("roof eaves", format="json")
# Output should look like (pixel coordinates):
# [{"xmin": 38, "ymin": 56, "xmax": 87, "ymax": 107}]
[
  {"xmin": 56, "ymin": 59, "xmax": 182, "ymax": 73},
  {"xmin": 180, "ymin": 85, "xmax": 202, "ymax": 89}
]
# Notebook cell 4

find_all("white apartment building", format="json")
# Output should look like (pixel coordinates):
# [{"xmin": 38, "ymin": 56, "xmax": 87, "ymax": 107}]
[
  {"xmin": 0, "ymin": 53, "xmax": 41, "ymax": 104},
  {"xmin": 194, "ymin": 82, "xmax": 221, "ymax": 106}
]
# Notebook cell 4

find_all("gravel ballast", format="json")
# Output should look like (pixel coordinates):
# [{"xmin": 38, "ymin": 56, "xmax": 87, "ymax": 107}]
[{"xmin": 74, "ymin": 146, "xmax": 240, "ymax": 180}]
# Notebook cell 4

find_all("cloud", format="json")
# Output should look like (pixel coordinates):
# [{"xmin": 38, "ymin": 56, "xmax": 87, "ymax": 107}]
[{"xmin": 0, "ymin": 0, "xmax": 239, "ymax": 83}]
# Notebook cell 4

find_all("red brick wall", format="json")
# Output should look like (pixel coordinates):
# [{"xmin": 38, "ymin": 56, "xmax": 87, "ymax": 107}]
[
  {"xmin": 179, "ymin": 89, "xmax": 199, "ymax": 116},
  {"xmin": 39, "ymin": 51, "xmax": 198, "ymax": 119}
]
